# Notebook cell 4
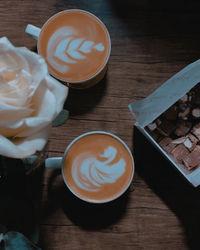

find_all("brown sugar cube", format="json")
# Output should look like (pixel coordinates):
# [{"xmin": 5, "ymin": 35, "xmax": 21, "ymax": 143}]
[
  {"xmin": 183, "ymin": 145, "xmax": 200, "ymax": 170},
  {"xmin": 191, "ymin": 88, "xmax": 200, "ymax": 105},
  {"xmin": 159, "ymin": 137, "xmax": 172, "ymax": 146},
  {"xmin": 178, "ymin": 103, "xmax": 188, "ymax": 112},
  {"xmin": 174, "ymin": 121, "xmax": 192, "ymax": 137},
  {"xmin": 192, "ymin": 123, "xmax": 200, "ymax": 140},
  {"xmin": 183, "ymin": 138, "xmax": 194, "ymax": 151},
  {"xmin": 156, "ymin": 119, "xmax": 162, "ymax": 126},
  {"xmin": 170, "ymin": 144, "xmax": 190, "ymax": 162},
  {"xmin": 157, "ymin": 128, "xmax": 168, "ymax": 137},
  {"xmin": 157, "ymin": 120, "xmax": 176, "ymax": 136},
  {"xmin": 184, "ymin": 133, "xmax": 199, "ymax": 151},
  {"xmin": 179, "ymin": 107, "xmax": 190, "ymax": 120},
  {"xmin": 192, "ymin": 108, "xmax": 200, "ymax": 118},
  {"xmin": 179, "ymin": 94, "xmax": 188, "ymax": 103},
  {"xmin": 188, "ymin": 93, "xmax": 193, "ymax": 102},
  {"xmin": 159, "ymin": 137, "xmax": 176, "ymax": 154},
  {"xmin": 188, "ymin": 133, "xmax": 199, "ymax": 144},
  {"xmin": 149, "ymin": 130, "xmax": 163, "ymax": 142},
  {"xmin": 171, "ymin": 137, "xmax": 186, "ymax": 144},
  {"xmin": 147, "ymin": 122, "xmax": 157, "ymax": 131},
  {"xmin": 171, "ymin": 135, "xmax": 197, "ymax": 151},
  {"xmin": 163, "ymin": 105, "xmax": 178, "ymax": 121}
]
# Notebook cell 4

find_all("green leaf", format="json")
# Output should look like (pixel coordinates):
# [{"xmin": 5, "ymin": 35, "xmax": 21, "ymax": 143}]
[
  {"xmin": 52, "ymin": 109, "xmax": 69, "ymax": 127},
  {"xmin": 22, "ymin": 155, "xmax": 38, "ymax": 165},
  {"xmin": 3, "ymin": 232, "xmax": 41, "ymax": 250}
]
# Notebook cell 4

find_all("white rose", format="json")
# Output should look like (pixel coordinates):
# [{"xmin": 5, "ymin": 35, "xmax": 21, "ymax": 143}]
[{"xmin": 0, "ymin": 37, "xmax": 69, "ymax": 158}]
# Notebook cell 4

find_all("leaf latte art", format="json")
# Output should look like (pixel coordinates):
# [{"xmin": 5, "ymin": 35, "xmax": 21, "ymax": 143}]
[
  {"xmin": 46, "ymin": 26, "xmax": 105, "ymax": 74},
  {"xmin": 38, "ymin": 10, "xmax": 110, "ymax": 83},
  {"xmin": 72, "ymin": 146, "xmax": 126, "ymax": 192}
]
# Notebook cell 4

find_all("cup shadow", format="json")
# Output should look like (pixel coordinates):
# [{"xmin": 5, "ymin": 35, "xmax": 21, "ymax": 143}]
[
  {"xmin": 61, "ymin": 186, "xmax": 130, "ymax": 230},
  {"xmin": 45, "ymin": 168, "xmax": 131, "ymax": 230},
  {"xmin": 0, "ymin": 157, "xmax": 44, "ymax": 243},
  {"xmin": 133, "ymin": 126, "xmax": 200, "ymax": 250},
  {"xmin": 64, "ymin": 74, "xmax": 107, "ymax": 116}
]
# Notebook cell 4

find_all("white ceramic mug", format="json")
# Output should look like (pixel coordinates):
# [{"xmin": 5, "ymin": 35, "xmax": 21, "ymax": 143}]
[
  {"xmin": 25, "ymin": 9, "xmax": 111, "ymax": 89},
  {"xmin": 45, "ymin": 131, "xmax": 134, "ymax": 203}
]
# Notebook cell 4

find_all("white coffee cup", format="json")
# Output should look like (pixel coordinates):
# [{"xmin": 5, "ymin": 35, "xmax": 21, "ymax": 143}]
[
  {"xmin": 25, "ymin": 9, "xmax": 111, "ymax": 89},
  {"xmin": 45, "ymin": 131, "xmax": 134, "ymax": 203}
]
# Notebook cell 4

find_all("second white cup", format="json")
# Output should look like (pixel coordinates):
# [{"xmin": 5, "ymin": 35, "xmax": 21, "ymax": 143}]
[{"xmin": 45, "ymin": 131, "xmax": 134, "ymax": 203}]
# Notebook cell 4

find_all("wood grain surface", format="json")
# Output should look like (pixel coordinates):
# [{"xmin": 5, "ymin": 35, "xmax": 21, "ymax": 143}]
[{"xmin": 1, "ymin": 0, "xmax": 200, "ymax": 249}]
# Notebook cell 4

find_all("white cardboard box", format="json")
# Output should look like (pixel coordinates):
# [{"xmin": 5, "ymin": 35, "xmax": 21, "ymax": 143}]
[{"xmin": 129, "ymin": 59, "xmax": 200, "ymax": 187}]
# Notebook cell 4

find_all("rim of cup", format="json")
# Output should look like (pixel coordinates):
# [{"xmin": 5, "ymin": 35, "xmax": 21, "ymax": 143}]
[
  {"xmin": 61, "ymin": 131, "xmax": 135, "ymax": 204},
  {"xmin": 37, "ymin": 9, "xmax": 111, "ymax": 84}
]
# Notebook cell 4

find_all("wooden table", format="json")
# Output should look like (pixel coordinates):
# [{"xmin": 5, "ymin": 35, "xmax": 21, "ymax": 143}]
[{"xmin": 1, "ymin": 0, "xmax": 200, "ymax": 249}]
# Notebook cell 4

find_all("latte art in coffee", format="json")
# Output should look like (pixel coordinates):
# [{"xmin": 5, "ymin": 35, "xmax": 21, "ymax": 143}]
[
  {"xmin": 47, "ymin": 26, "xmax": 105, "ymax": 74},
  {"xmin": 72, "ymin": 146, "xmax": 126, "ymax": 192},
  {"xmin": 63, "ymin": 132, "xmax": 134, "ymax": 203},
  {"xmin": 38, "ymin": 10, "xmax": 110, "ymax": 84}
]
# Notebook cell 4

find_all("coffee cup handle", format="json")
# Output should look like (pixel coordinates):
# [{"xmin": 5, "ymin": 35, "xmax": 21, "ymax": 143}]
[
  {"xmin": 45, "ymin": 157, "xmax": 62, "ymax": 169},
  {"xmin": 25, "ymin": 24, "xmax": 41, "ymax": 41}
]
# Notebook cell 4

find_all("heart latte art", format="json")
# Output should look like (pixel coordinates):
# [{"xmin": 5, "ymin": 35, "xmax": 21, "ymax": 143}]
[
  {"xmin": 38, "ymin": 10, "xmax": 110, "ymax": 83},
  {"xmin": 63, "ymin": 133, "xmax": 134, "ymax": 203}
]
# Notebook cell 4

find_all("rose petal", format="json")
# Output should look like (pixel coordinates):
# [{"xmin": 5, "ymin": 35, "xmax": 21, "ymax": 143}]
[
  {"xmin": 0, "ymin": 102, "xmax": 33, "ymax": 121},
  {"xmin": 0, "ymin": 117, "xmax": 49, "ymax": 138},
  {"xmin": 15, "ymin": 85, "xmax": 57, "ymax": 137},
  {"xmin": 0, "ymin": 67, "xmax": 20, "ymax": 83},
  {"xmin": 17, "ymin": 47, "xmax": 48, "ymax": 90},
  {"xmin": 45, "ymin": 75, "xmax": 69, "ymax": 114},
  {"xmin": 0, "ymin": 70, "xmax": 33, "ymax": 107},
  {"xmin": 0, "ymin": 52, "xmax": 18, "ymax": 69},
  {"xmin": 0, "ymin": 37, "xmax": 15, "ymax": 49},
  {"xmin": 0, "ymin": 37, "xmax": 68, "ymax": 158},
  {"xmin": 0, "ymin": 87, "xmax": 56, "ymax": 138},
  {"xmin": 31, "ymin": 79, "xmax": 57, "ymax": 117},
  {"xmin": 0, "ymin": 125, "xmax": 51, "ymax": 159},
  {"xmin": 16, "ymin": 118, "xmax": 52, "ymax": 138},
  {"xmin": 0, "ymin": 96, "xmax": 30, "ymax": 107},
  {"xmin": 0, "ymin": 78, "xmax": 67, "ymax": 138},
  {"xmin": 1, "ymin": 50, "xmax": 30, "ymax": 74}
]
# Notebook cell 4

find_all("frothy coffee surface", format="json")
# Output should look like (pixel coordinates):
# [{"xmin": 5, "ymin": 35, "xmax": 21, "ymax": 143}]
[
  {"xmin": 38, "ymin": 10, "xmax": 110, "ymax": 83},
  {"xmin": 63, "ymin": 133, "xmax": 134, "ymax": 203}
]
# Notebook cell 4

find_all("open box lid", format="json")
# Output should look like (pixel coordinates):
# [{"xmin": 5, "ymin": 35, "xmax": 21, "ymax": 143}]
[{"xmin": 129, "ymin": 59, "xmax": 200, "ymax": 128}]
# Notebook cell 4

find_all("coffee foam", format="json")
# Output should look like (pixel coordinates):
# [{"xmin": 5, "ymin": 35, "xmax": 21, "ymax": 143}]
[
  {"xmin": 72, "ymin": 146, "xmax": 126, "ymax": 192},
  {"xmin": 63, "ymin": 133, "xmax": 134, "ymax": 203},
  {"xmin": 38, "ymin": 10, "xmax": 110, "ymax": 83}
]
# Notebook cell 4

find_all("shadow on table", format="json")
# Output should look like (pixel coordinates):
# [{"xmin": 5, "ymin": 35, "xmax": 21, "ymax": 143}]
[
  {"xmin": 61, "ymin": 187, "xmax": 130, "ymax": 230},
  {"xmin": 133, "ymin": 126, "xmax": 200, "ymax": 250},
  {"xmin": 64, "ymin": 73, "xmax": 108, "ymax": 116},
  {"xmin": 109, "ymin": 0, "xmax": 200, "ymax": 63},
  {"xmin": 0, "ymin": 157, "xmax": 44, "ymax": 243},
  {"xmin": 45, "ymin": 168, "xmax": 131, "ymax": 230}
]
